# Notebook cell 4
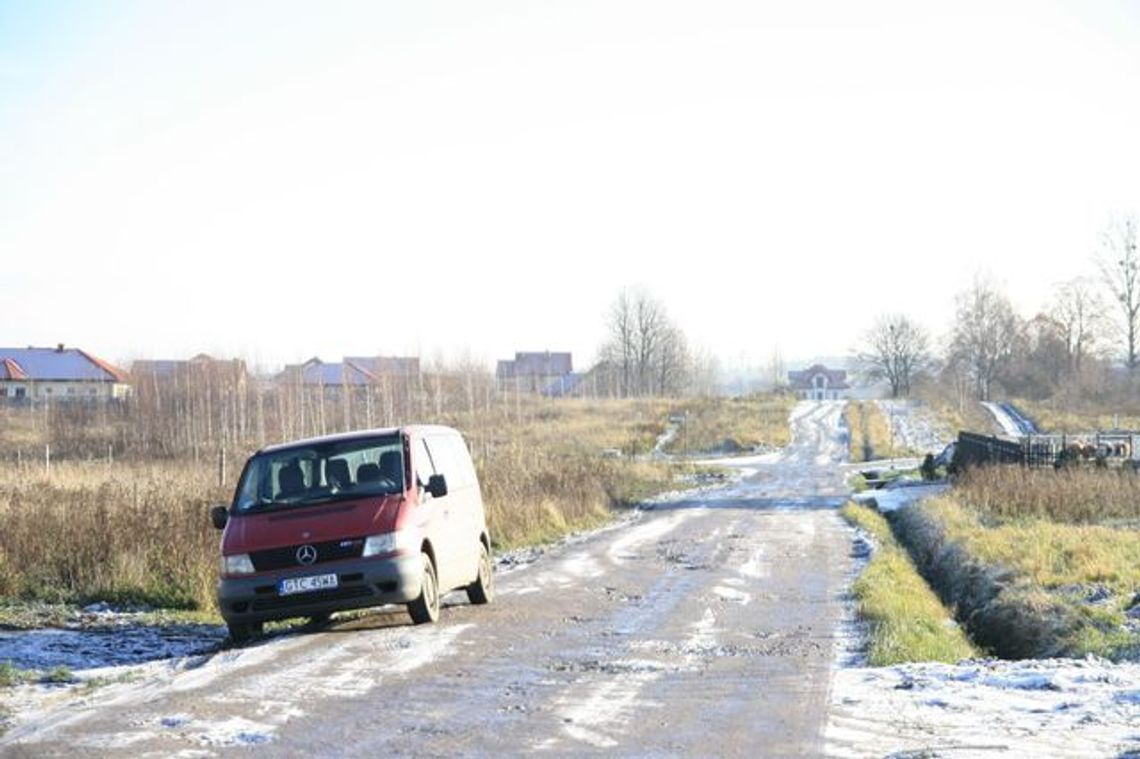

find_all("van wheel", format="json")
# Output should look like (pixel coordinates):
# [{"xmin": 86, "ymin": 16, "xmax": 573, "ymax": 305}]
[
  {"xmin": 466, "ymin": 542, "xmax": 494, "ymax": 605},
  {"xmin": 227, "ymin": 621, "xmax": 263, "ymax": 645},
  {"xmin": 408, "ymin": 553, "xmax": 440, "ymax": 624}
]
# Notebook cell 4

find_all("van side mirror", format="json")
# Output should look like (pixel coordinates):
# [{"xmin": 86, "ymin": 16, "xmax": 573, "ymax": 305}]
[
  {"xmin": 426, "ymin": 474, "xmax": 448, "ymax": 499},
  {"xmin": 210, "ymin": 505, "xmax": 229, "ymax": 530}
]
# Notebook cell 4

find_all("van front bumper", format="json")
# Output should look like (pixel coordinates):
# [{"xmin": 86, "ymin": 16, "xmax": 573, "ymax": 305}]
[{"xmin": 217, "ymin": 553, "xmax": 422, "ymax": 625}]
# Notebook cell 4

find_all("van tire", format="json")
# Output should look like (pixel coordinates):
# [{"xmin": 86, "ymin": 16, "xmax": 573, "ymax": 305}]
[
  {"xmin": 227, "ymin": 621, "xmax": 263, "ymax": 645},
  {"xmin": 466, "ymin": 542, "xmax": 494, "ymax": 605},
  {"xmin": 408, "ymin": 553, "xmax": 440, "ymax": 624}
]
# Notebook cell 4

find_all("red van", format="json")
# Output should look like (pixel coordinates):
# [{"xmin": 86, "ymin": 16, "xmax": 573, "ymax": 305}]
[{"xmin": 210, "ymin": 426, "xmax": 493, "ymax": 642}]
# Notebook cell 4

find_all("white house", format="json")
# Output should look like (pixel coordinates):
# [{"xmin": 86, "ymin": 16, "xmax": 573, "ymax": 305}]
[{"xmin": 788, "ymin": 364, "xmax": 851, "ymax": 401}]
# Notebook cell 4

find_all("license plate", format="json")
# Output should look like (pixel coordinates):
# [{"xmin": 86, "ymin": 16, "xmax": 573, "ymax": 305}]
[{"xmin": 278, "ymin": 573, "xmax": 338, "ymax": 596}]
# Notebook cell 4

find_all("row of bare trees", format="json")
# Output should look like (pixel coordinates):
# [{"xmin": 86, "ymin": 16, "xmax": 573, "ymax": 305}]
[{"xmin": 858, "ymin": 216, "xmax": 1140, "ymax": 402}]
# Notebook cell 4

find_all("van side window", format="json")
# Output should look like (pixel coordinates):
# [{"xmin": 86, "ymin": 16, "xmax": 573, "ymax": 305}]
[{"xmin": 414, "ymin": 438, "xmax": 436, "ymax": 488}]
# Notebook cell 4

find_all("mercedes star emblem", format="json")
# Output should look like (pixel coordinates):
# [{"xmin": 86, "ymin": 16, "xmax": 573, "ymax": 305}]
[{"xmin": 296, "ymin": 544, "xmax": 318, "ymax": 565}]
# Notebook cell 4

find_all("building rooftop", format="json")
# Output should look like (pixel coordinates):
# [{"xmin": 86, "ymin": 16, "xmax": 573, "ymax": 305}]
[{"xmin": 0, "ymin": 346, "xmax": 128, "ymax": 383}]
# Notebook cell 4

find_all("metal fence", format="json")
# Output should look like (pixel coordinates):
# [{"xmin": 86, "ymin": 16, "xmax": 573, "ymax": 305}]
[{"xmin": 956, "ymin": 430, "xmax": 1139, "ymax": 469}]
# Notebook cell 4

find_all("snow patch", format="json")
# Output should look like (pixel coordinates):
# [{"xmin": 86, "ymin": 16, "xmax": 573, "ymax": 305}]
[
  {"xmin": 189, "ymin": 716, "xmax": 275, "ymax": 747},
  {"xmin": 826, "ymin": 657, "xmax": 1140, "ymax": 757},
  {"xmin": 852, "ymin": 482, "xmax": 948, "ymax": 513},
  {"xmin": 738, "ymin": 546, "xmax": 767, "ymax": 579},
  {"xmin": 712, "ymin": 586, "xmax": 752, "ymax": 605}
]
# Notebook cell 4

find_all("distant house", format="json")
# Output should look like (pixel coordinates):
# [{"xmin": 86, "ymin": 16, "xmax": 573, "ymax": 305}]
[
  {"xmin": 131, "ymin": 354, "xmax": 249, "ymax": 396},
  {"xmin": 278, "ymin": 356, "xmax": 421, "ymax": 388},
  {"xmin": 343, "ymin": 356, "xmax": 420, "ymax": 380},
  {"xmin": 788, "ymin": 364, "xmax": 850, "ymax": 401},
  {"xmin": 0, "ymin": 344, "xmax": 130, "ymax": 402},
  {"xmin": 496, "ymin": 351, "xmax": 573, "ymax": 393}
]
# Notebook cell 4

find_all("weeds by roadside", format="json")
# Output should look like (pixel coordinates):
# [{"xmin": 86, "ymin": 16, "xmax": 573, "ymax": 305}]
[
  {"xmin": 0, "ymin": 662, "xmax": 76, "ymax": 688},
  {"xmin": 955, "ymin": 465, "xmax": 1140, "ymax": 523},
  {"xmin": 892, "ymin": 493, "xmax": 1140, "ymax": 660},
  {"xmin": 843, "ymin": 402, "xmax": 896, "ymax": 462},
  {"xmin": 840, "ymin": 502, "xmax": 977, "ymax": 665}
]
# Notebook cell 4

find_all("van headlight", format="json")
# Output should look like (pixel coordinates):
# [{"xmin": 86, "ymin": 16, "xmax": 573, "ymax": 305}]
[
  {"xmin": 362, "ymin": 530, "xmax": 415, "ymax": 557},
  {"xmin": 222, "ymin": 554, "xmax": 255, "ymax": 575}
]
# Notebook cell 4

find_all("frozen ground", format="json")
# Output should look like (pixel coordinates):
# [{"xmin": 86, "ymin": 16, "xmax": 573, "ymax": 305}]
[
  {"xmin": 827, "ymin": 656, "xmax": 1140, "ymax": 757},
  {"xmin": 877, "ymin": 400, "xmax": 954, "ymax": 455},
  {"xmin": 0, "ymin": 622, "xmax": 225, "ymax": 672},
  {"xmin": 851, "ymin": 481, "xmax": 949, "ymax": 513},
  {"xmin": 981, "ymin": 401, "xmax": 1039, "ymax": 437}
]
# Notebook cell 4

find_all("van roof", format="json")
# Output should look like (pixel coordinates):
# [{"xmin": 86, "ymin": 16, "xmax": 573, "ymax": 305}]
[{"xmin": 256, "ymin": 425, "xmax": 460, "ymax": 455}]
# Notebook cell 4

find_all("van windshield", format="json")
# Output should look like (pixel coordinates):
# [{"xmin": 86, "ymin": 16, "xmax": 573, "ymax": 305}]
[{"xmin": 234, "ymin": 434, "xmax": 405, "ymax": 514}]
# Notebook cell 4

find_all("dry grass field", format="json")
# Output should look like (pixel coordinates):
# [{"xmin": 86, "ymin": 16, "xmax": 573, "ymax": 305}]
[
  {"xmin": 661, "ymin": 393, "xmax": 795, "ymax": 455},
  {"xmin": 1014, "ymin": 398, "xmax": 1140, "ymax": 434}
]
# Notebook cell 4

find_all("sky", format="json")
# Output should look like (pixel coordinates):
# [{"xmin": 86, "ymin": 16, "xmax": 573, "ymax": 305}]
[{"xmin": 3, "ymin": 1, "xmax": 1140, "ymax": 373}]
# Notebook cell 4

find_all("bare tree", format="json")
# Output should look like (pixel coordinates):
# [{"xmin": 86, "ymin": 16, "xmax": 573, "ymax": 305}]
[
  {"xmin": 600, "ymin": 288, "xmax": 690, "ymax": 397},
  {"xmin": 1097, "ymin": 216, "xmax": 1140, "ymax": 371},
  {"xmin": 767, "ymin": 346, "xmax": 785, "ymax": 390},
  {"xmin": 633, "ymin": 293, "xmax": 666, "ymax": 395},
  {"xmin": 603, "ymin": 291, "xmax": 637, "ymax": 396},
  {"xmin": 857, "ymin": 314, "xmax": 930, "ymax": 398},
  {"xmin": 949, "ymin": 277, "xmax": 1022, "ymax": 401},
  {"xmin": 654, "ymin": 323, "xmax": 690, "ymax": 396},
  {"xmin": 1050, "ymin": 277, "xmax": 1106, "ymax": 375}
]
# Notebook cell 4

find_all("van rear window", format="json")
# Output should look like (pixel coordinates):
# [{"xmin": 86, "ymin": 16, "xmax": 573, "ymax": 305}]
[{"xmin": 234, "ymin": 435, "xmax": 404, "ymax": 513}]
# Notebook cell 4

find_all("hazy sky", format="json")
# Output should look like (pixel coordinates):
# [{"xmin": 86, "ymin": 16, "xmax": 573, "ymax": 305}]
[{"xmin": 3, "ymin": 1, "xmax": 1140, "ymax": 371}]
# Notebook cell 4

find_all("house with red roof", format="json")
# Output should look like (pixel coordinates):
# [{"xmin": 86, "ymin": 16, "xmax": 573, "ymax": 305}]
[
  {"xmin": 788, "ymin": 364, "xmax": 851, "ymax": 401},
  {"xmin": 0, "ymin": 345, "xmax": 131, "ymax": 402}
]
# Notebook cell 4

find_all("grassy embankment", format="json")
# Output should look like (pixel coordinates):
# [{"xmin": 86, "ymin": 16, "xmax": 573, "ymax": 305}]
[
  {"xmin": 912, "ymin": 383, "xmax": 999, "ymax": 436},
  {"xmin": 1014, "ymin": 398, "xmax": 1140, "ymax": 434},
  {"xmin": 841, "ymin": 502, "xmax": 977, "ymax": 665},
  {"xmin": 893, "ymin": 466, "xmax": 1140, "ymax": 660},
  {"xmin": 0, "ymin": 396, "xmax": 750, "ymax": 616},
  {"xmin": 662, "ymin": 393, "xmax": 795, "ymax": 455},
  {"xmin": 843, "ymin": 401, "xmax": 896, "ymax": 463}
]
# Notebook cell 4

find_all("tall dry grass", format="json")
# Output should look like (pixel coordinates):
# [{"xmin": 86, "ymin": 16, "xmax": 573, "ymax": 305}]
[
  {"xmin": 0, "ymin": 462, "xmax": 225, "ymax": 610},
  {"xmin": 955, "ymin": 466, "xmax": 1140, "ymax": 524}
]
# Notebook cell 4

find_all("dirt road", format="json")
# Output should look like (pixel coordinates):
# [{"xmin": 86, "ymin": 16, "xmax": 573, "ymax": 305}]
[{"xmin": 1, "ymin": 402, "xmax": 856, "ymax": 757}]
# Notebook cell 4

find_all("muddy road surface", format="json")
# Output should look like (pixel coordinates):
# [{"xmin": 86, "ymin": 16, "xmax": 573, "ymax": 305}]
[{"xmin": 2, "ymin": 402, "xmax": 856, "ymax": 757}]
